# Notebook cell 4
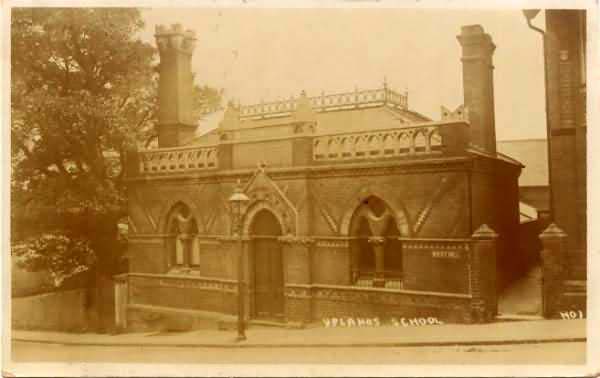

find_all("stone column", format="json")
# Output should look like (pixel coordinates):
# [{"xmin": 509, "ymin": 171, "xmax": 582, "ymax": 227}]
[
  {"xmin": 180, "ymin": 233, "xmax": 192, "ymax": 269},
  {"xmin": 113, "ymin": 273, "xmax": 129, "ymax": 332},
  {"xmin": 368, "ymin": 237, "xmax": 386, "ymax": 288},
  {"xmin": 470, "ymin": 224, "xmax": 498, "ymax": 323},
  {"xmin": 539, "ymin": 223, "xmax": 567, "ymax": 318}
]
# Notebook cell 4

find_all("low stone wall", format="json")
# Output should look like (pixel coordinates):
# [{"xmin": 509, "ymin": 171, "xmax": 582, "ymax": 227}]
[
  {"xmin": 123, "ymin": 230, "xmax": 497, "ymax": 330},
  {"xmin": 126, "ymin": 273, "xmax": 475, "ymax": 330},
  {"xmin": 12, "ymin": 289, "xmax": 88, "ymax": 332},
  {"xmin": 128, "ymin": 274, "xmax": 238, "ymax": 316},
  {"xmin": 286, "ymin": 284, "xmax": 472, "ymax": 324}
]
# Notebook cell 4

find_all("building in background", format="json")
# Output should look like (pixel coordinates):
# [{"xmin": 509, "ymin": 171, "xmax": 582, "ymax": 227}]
[
  {"xmin": 497, "ymin": 139, "xmax": 550, "ymax": 220},
  {"xmin": 523, "ymin": 9, "xmax": 587, "ymax": 317}
]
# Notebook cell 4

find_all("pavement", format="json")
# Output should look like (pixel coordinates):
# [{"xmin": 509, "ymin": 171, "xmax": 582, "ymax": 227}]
[{"xmin": 11, "ymin": 318, "xmax": 586, "ymax": 348}]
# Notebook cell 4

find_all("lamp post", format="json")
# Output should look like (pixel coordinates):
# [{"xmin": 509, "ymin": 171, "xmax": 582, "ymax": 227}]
[{"xmin": 228, "ymin": 180, "xmax": 250, "ymax": 341}]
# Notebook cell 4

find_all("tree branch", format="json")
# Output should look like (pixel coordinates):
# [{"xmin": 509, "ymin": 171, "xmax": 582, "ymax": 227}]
[
  {"xmin": 12, "ymin": 136, "xmax": 58, "ymax": 177},
  {"xmin": 144, "ymin": 134, "xmax": 157, "ymax": 148}
]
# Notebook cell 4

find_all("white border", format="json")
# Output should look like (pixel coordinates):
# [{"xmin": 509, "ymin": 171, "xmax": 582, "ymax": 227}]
[{"xmin": 2, "ymin": 0, "xmax": 599, "ymax": 376}]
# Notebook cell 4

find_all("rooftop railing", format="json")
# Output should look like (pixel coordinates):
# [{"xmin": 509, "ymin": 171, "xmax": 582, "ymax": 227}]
[
  {"xmin": 138, "ymin": 145, "xmax": 218, "ymax": 174},
  {"xmin": 135, "ymin": 121, "xmax": 467, "ymax": 175},
  {"xmin": 312, "ymin": 124, "xmax": 443, "ymax": 162},
  {"xmin": 239, "ymin": 87, "xmax": 408, "ymax": 119}
]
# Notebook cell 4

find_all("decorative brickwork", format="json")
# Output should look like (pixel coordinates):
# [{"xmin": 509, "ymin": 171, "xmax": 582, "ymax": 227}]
[
  {"xmin": 313, "ymin": 125, "xmax": 443, "ymax": 162},
  {"xmin": 121, "ymin": 23, "xmax": 523, "ymax": 330},
  {"xmin": 139, "ymin": 145, "xmax": 218, "ymax": 174}
]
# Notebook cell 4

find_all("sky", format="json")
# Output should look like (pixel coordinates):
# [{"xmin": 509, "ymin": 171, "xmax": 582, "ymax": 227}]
[{"xmin": 139, "ymin": 8, "xmax": 547, "ymax": 141}]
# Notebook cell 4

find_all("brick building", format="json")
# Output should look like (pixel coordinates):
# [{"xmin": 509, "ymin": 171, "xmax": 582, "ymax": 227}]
[
  {"xmin": 497, "ymin": 139, "xmax": 550, "ymax": 220},
  {"xmin": 523, "ymin": 9, "xmax": 587, "ymax": 317},
  {"xmin": 116, "ymin": 24, "xmax": 523, "ymax": 330}
]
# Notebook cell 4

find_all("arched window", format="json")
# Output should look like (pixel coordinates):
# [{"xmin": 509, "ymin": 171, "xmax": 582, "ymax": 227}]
[
  {"xmin": 349, "ymin": 196, "xmax": 404, "ymax": 288},
  {"xmin": 166, "ymin": 203, "xmax": 200, "ymax": 270}
]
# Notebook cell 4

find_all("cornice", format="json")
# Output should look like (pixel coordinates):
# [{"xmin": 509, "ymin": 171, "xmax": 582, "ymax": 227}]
[{"xmin": 126, "ymin": 156, "xmax": 473, "ymax": 184}]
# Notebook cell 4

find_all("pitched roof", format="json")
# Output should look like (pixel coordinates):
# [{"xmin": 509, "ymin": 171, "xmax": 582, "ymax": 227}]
[
  {"xmin": 243, "ymin": 105, "xmax": 430, "ymax": 135},
  {"xmin": 186, "ymin": 87, "xmax": 431, "ymax": 146},
  {"xmin": 497, "ymin": 139, "xmax": 549, "ymax": 186}
]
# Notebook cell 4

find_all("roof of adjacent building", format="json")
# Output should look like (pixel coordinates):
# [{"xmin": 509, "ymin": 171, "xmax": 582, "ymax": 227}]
[
  {"xmin": 519, "ymin": 201, "xmax": 539, "ymax": 223},
  {"xmin": 497, "ymin": 139, "xmax": 548, "ymax": 186}
]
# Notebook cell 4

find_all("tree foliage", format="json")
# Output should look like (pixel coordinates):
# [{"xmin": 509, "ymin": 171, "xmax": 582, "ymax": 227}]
[{"xmin": 11, "ymin": 8, "xmax": 221, "ymax": 280}]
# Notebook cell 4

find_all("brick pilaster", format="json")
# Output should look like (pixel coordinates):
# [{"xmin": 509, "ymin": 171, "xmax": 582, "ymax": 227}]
[
  {"xmin": 279, "ymin": 236, "xmax": 314, "ymax": 324},
  {"xmin": 539, "ymin": 223, "xmax": 567, "ymax": 318},
  {"xmin": 470, "ymin": 224, "xmax": 498, "ymax": 323}
]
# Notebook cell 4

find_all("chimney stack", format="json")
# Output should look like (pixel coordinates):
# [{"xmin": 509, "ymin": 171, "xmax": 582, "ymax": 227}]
[
  {"xmin": 457, "ymin": 25, "xmax": 497, "ymax": 154},
  {"xmin": 155, "ymin": 24, "xmax": 197, "ymax": 147}
]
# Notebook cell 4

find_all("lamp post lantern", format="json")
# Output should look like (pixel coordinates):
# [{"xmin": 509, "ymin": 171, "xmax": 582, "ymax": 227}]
[{"xmin": 228, "ymin": 180, "xmax": 250, "ymax": 341}]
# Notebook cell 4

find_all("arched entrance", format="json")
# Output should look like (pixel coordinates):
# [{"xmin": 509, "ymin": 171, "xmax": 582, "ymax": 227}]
[{"xmin": 250, "ymin": 209, "xmax": 284, "ymax": 320}]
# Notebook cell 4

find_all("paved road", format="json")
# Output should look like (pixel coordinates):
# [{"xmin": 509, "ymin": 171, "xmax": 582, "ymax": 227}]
[{"xmin": 11, "ymin": 341, "xmax": 585, "ymax": 365}]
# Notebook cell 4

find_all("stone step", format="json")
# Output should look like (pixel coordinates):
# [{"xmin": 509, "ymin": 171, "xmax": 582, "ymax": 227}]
[
  {"xmin": 495, "ymin": 313, "xmax": 544, "ymax": 321},
  {"xmin": 127, "ymin": 304, "xmax": 236, "ymax": 332},
  {"xmin": 217, "ymin": 318, "xmax": 304, "ymax": 330}
]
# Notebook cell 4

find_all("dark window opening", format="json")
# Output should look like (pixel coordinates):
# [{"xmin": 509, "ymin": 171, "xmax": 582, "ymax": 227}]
[
  {"xmin": 167, "ymin": 203, "xmax": 200, "ymax": 270},
  {"xmin": 384, "ymin": 219, "xmax": 403, "ymax": 280},
  {"xmin": 350, "ymin": 196, "xmax": 404, "ymax": 287}
]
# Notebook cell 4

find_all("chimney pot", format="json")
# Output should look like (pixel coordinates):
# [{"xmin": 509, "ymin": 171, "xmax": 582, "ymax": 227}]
[{"xmin": 461, "ymin": 24, "xmax": 484, "ymax": 35}]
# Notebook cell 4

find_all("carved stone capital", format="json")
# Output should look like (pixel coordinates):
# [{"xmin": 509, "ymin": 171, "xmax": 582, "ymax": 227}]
[{"xmin": 367, "ymin": 236, "xmax": 386, "ymax": 245}]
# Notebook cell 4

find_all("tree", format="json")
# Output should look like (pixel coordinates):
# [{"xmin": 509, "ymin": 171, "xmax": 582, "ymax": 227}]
[{"xmin": 11, "ymin": 8, "xmax": 221, "ymax": 309}]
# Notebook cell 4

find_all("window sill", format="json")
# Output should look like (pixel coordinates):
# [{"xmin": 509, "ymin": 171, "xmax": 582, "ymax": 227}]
[
  {"xmin": 167, "ymin": 266, "xmax": 202, "ymax": 276},
  {"xmin": 354, "ymin": 278, "xmax": 403, "ymax": 289}
]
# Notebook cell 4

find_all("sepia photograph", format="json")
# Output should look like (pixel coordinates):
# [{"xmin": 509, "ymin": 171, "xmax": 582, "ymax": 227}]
[{"xmin": 2, "ymin": 1, "xmax": 597, "ymax": 376}]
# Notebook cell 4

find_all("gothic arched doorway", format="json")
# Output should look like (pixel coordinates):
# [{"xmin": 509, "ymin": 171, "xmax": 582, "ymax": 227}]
[{"xmin": 250, "ymin": 209, "xmax": 284, "ymax": 320}]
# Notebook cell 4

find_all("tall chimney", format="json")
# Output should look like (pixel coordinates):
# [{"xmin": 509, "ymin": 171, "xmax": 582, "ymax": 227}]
[
  {"xmin": 155, "ymin": 24, "xmax": 197, "ymax": 147},
  {"xmin": 457, "ymin": 25, "xmax": 497, "ymax": 154}
]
